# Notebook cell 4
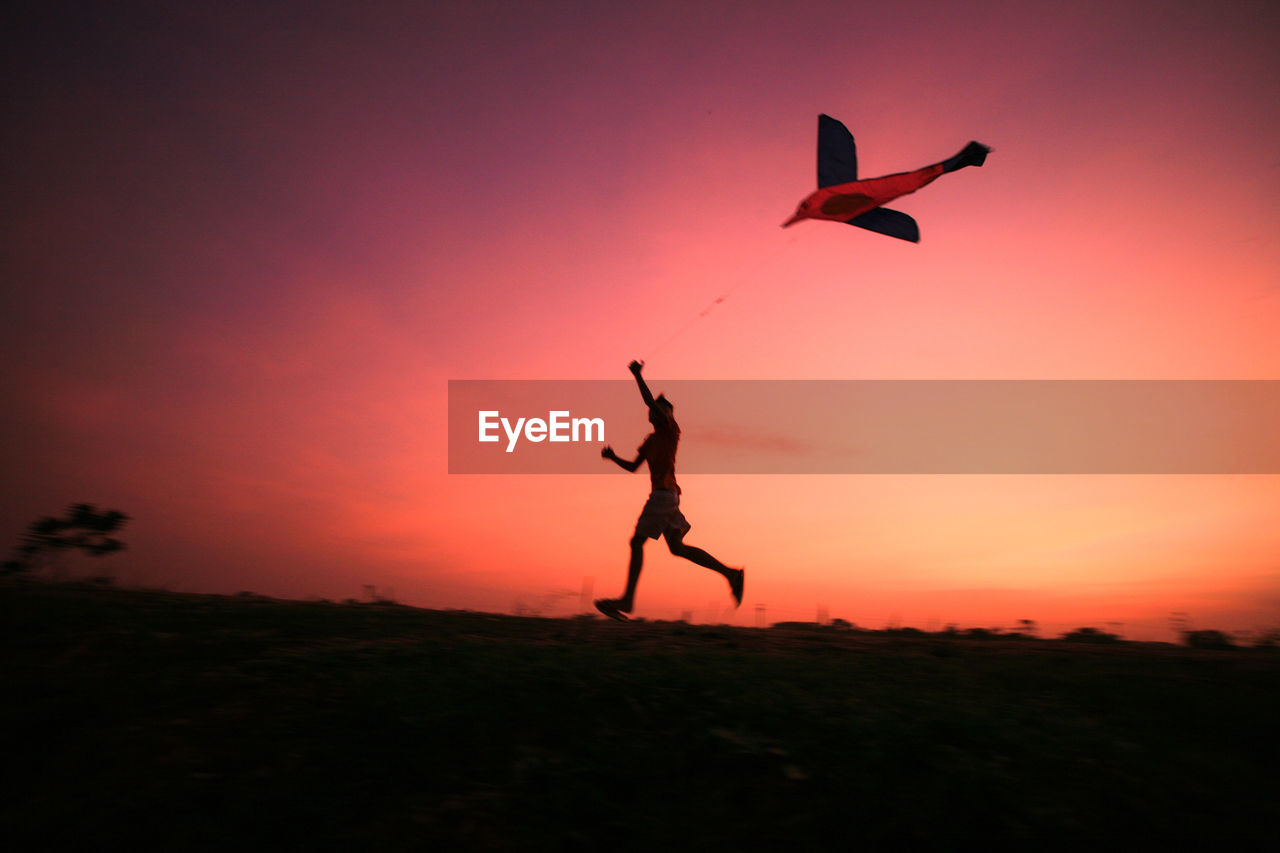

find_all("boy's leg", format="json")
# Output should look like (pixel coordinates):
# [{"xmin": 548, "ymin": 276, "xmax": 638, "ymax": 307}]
[
  {"xmin": 664, "ymin": 529, "xmax": 744, "ymax": 606},
  {"xmin": 620, "ymin": 533, "xmax": 645, "ymax": 611},
  {"xmin": 597, "ymin": 532, "xmax": 647, "ymax": 615}
]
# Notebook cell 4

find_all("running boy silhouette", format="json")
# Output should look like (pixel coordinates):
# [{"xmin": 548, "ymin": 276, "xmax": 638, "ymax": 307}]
[{"xmin": 596, "ymin": 360, "xmax": 743, "ymax": 621}]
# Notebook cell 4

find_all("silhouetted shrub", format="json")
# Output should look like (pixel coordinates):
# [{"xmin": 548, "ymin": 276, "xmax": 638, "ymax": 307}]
[
  {"xmin": 1183, "ymin": 629, "xmax": 1236, "ymax": 650},
  {"xmin": 1061, "ymin": 627, "xmax": 1122, "ymax": 644}
]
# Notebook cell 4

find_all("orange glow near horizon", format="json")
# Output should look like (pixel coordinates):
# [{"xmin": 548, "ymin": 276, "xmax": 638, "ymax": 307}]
[{"xmin": 3, "ymin": 1, "xmax": 1279, "ymax": 642}]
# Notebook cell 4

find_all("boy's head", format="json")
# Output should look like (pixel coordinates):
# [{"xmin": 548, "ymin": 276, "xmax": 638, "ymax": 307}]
[{"xmin": 648, "ymin": 393, "xmax": 674, "ymax": 425}]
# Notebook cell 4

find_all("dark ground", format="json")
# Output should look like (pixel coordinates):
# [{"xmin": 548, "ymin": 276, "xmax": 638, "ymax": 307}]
[{"xmin": 3, "ymin": 579, "xmax": 1276, "ymax": 850}]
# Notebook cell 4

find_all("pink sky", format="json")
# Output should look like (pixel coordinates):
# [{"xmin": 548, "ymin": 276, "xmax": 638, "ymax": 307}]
[{"xmin": 3, "ymin": 1, "xmax": 1278, "ymax": 640}]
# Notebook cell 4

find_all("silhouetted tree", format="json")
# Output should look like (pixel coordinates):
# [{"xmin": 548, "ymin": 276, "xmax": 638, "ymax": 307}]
[{"xmin": 3, "ymin": 503, "xmax": 130, "ymax": 573}]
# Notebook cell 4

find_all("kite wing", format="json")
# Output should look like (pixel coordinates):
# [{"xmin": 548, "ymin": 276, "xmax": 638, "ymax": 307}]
[
  {"xmin": 846, "ymin": 207, "xmax": 920, "ymax": 243},
  {"xmin": 817, "ymin": 114, "xmax": 857, "ymax": 188}
]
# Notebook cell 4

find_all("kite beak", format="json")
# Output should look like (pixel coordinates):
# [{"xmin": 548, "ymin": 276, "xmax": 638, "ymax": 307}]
[{"xmin": 782, "ymin": 212, "xmax": 804, "ymax": 228}]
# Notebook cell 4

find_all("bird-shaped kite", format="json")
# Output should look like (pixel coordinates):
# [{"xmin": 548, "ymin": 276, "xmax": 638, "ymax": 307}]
[{"xmin": 783, "ymin": 114, "xmax": 990, "ymax": 242}]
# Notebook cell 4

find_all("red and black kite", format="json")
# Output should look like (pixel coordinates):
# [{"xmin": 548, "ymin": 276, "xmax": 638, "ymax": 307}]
[{"xmin": 784, "ymin": 114, "xmax": 990, "ymax": 242}]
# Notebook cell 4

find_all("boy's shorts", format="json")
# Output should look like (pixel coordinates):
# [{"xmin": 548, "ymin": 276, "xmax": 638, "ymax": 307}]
[{"xmin": 634, "ymin": 489, "xmax": 691, "ymax": 540}]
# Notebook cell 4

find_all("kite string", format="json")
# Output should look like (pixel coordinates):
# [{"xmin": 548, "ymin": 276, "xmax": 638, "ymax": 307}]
[{"xmin": 643, "ymin": 232, "xmax": 802, "ymax": 361}]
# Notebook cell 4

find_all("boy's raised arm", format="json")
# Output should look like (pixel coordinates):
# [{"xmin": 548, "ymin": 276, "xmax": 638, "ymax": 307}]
[{"xmin": 629, "ymin": 360, "xmax": 656, "ymax": 408}]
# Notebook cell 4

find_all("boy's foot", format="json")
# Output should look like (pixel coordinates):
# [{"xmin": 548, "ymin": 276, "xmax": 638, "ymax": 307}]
[
  {"xmin": 595, "ymin": 598, "xmax": 631, "ymax": 622},
  {"xmin": 729, "ymin": 568, "xmax": 744, "ymax": 607}
]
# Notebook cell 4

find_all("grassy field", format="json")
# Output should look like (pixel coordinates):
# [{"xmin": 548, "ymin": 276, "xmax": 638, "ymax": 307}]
[{"xmin": 3, "ymin": 578, "xmax": 1276, "ymax": 850}]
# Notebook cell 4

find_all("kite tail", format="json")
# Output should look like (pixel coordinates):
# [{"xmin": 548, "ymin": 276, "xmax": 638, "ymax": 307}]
[{"xmin": 942, "ymin": 141, "xmax": 991, "ymax": 172}]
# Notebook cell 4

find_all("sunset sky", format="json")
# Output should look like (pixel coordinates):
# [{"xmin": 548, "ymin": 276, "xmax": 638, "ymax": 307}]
[{"xmin": 4, "ymin": 0, "xmax": 1278, "ymax": 640}]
